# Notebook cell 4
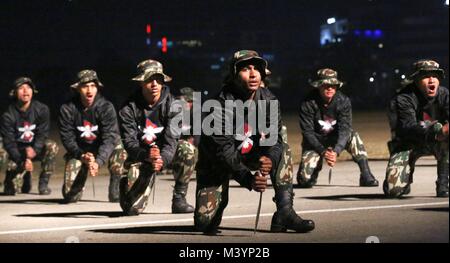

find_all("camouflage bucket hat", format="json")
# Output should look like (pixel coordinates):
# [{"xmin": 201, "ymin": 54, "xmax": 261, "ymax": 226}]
[
  {"xmin": 9, "ymin": 77, "xmax": 38, "ymax": 97},
  {"xmin": 180, "ymin": 87, "xmax": 195, "ymax": 102},
  {"xmin": 70, "ymin": 69, "xmax": 104, "ymax": 89},
  {"xmin": 132, "ymin": 59, "xmax": 172, "ymax": 82},
  {"xmin": 403, "ymin": 59, "xmax": 446, "ymax": 85},
  {"xmin": 310, "ymin": 68, "xmax": 344, "ymax": 88},
  {"xmin": 231, "ymin": 50, "xmax": 271, "ymax": 76}
]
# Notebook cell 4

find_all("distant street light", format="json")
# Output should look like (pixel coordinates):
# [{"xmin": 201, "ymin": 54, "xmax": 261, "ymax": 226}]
[
  {"xmin": 327, "ymin": 17, "xmax": 336, "ymax": 24},
  {"xmin": 369, "ymin": 77, "xmax": 375, "ymax": 82}
]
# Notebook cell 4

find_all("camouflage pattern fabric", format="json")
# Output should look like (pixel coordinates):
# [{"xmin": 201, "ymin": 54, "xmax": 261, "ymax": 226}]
[
  {"xmin": 63, "ymin": 143, "xmax": 127, "ymax": 201},
  {"xmin": 109, "ymin": 144, "xmax": 128, "ymax": 176},
  {"xmin": 62, "ymin": 158, "xmax": 86, "ymax": 201},
  {"xmin": 194, "ymin": 126, "xmax": 293, "ymax": 230},
  {"xmin": 6, "ymin": 139, "xmax": 58, "ymax": 193},
  {"xmin": 0, "ymin": 137, "xmax": 7, "ymax": 173},
  {"xmin": 297, "ymin": 131, "xmax": 368, "ymax": 185},
  {"xmin": 120, "ymin": 162, "xmax": 155, "ymax": 214},
  {"xmin": 277, "ymin": 125, "xmax": 294, "ymax": 187},
  {"xmin": 171, "ymin": 139, "xmax": 197, "ymax": 185},
  {"xmin": 384, "ymin": 140, "xmax": 449, "ymax": 197},
  {"xmin": 194, "ymin": 181, "xmax": 229, "ymax": 231}
]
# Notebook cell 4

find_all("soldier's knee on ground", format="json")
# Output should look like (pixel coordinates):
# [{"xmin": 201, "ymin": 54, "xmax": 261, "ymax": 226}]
[{"xmin": 194, "ymin": 185, "xmax": 228, "ymax": 232}]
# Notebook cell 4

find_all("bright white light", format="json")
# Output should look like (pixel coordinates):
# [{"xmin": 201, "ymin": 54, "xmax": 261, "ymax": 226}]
[
  {"xmin": 337, "ymin": 37, "xmax": 342, "ymax": 42},
  {"xmin": 401, "ymin": 75, "xmax": 406, "ymax": 79},
  {"xmin": 446, "ymin": 0, "xmax": 449, "ymax": 6},
  {"xmin": 203, "ymin": 90, "xmax": 209, "ymax": 96},
  {"xmin": 394, "ymin": 69, "xmax": 400, "ymax": 74},
  {"xmin": 369, "ymin": 77, "xmax": 375, "ymax": 82},
  {"xmin": 378, "ymin": 43, "xmax": 384, "ymax": 49},
  {"xmin": 327, "ymin": 17, "xmax": 336, "ymax": 24}
]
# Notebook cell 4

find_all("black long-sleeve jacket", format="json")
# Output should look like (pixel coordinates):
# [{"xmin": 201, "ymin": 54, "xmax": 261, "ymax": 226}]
[
  {"xmin": 299, "ymin": 89, "xmax": 352, "ymax": 155},
  {"xmin": 58, "ymin": 94, "xmax": 120, "ymax": 166},
  {"xmin": 389, "ymin": 85, "xmax": 449, "ymax": 151},
  {"xmin": 118, "ymin": 86, "xmax": 180, "ymax": 168},
  {"xmin": 0, "ymin": 100, "xmax": 50, "ymax": 165},
  {"xmin": 196, "ymin": 85, "xmax": 283, "ymax": 190}
]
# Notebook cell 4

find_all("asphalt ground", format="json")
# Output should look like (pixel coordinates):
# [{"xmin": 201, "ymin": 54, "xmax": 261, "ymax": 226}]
[{"xmin": 0, "ymin": 159, "xmax": 448, "ymax": 243}]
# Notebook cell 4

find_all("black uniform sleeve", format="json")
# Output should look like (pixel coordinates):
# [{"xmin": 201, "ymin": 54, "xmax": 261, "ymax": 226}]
[
  {"xmin": 32, "ymin": 104, "xmax": 50, "ymax": 156},
  {"xmin": 95, "ymin": 102, "xmax": 120, "ymax": 167},
  {"xmin": 0, "ymin": 111, "xmax": 23, "ymax": 164},
  {"xmin": 334, "ymin": 97, "xmax": 352, "ymax": 155},
  {"xmin": 261, "ymin": 100, "xmax": 283, "ymax": 175},
  {"xmin": 59, "ymin": 104, "xmax": 83, "ymax": 159},
  {"xmin": 209, "ymin": 104, "xmax": 253, "ymax": 190},
  {"xmin": 119, "ymin": 104, "xmax": 148, "ymax": 163},
  {"xmin": 299, "ymin": 101, "xmax": 326, "ymax": 154},
  {"xmin": 160, "ymin": 102, "xmax": 181, "ymax": 169}
]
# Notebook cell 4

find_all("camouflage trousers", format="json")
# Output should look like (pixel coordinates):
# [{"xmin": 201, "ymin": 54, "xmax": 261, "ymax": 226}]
[
  {"xmin": 4, "ymin": 140, "xmax": 58, "ymax": 193},
  {"xmin": 194, "ymin": 126, "xmax": 294, "ymax": 231},
  {"xmin": 171, "ymin": 139, "xmax": 197, "ymax": 189},
  {"xmin": 297, "ymin": 131, "xmax": 368, "ymax": 185},
  {"xmin": 62, "ymin": 144, "xmax": 126, "ymax": 202},
  {"xmin": 383, "ymin": 141, "xmax": 449, "ymax": 198},
  {"xmin": 0, "ymin": 138, "xmax": 7, "ymax": 173},
  {"xmin": 119, "ymin": 140, "xmax": 197, "ymax": 214}
]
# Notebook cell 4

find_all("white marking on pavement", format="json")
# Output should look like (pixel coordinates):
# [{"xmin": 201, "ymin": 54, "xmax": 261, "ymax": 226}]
[{"xmin": 0, "ymin": 201, "xmax": 447, "ymax": 236}]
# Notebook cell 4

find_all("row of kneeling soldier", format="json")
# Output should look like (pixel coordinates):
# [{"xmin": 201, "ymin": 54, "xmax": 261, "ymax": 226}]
[{"xmin": 0, "ymin": 51, "xmax": 448, "ymax": 234}]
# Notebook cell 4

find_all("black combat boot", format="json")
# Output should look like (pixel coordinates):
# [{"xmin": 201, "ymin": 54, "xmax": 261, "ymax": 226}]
[
  {"xmin": 3, "ymin": 170, "xmax": 16, "ymax": 195},
  {"xmin": 270, "ymin": 186, "xmax": 315, "ymax": 233},
  {"xmin": 172, "ymin": 183, "xmax": 194, "ymax": 214},
  {"xmin": 38, "ymin": 172, "xmax": 52, "ymax": 195},
  {"xmin": 358, "ymin": 159, "xmax": 379, "ymax": 187},
  {"xmin": 436, "ymin": 162, "xmax": 449, "ymax": 198},
  {"xmin": 108, "ymin": 175, "xmax": 121, "ymax": 202},
  {"xmin": 21, "ymin": 172, "xmax": 32, "ymax": 193}
]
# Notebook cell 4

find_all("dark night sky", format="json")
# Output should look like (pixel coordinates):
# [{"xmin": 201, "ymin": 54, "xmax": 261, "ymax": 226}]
[{"xmin": 0, "ymin": 0, "xmax": 448, "ymax": 112}]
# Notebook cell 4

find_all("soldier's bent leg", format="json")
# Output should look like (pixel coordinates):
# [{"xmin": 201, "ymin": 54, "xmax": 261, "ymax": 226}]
[
  {"xmin": 434, "ymin": 141, "xmax": 449, "ymax": 197},
  {"xmin": 0, "ymin": 140, "xmax": 8, "ymax": 174},
  {"xmin": 38, "ymin": 140, "xmax": 59, "ymax": 195},
  {"xmin": 346, "ymin": 131, "xmax": 378, "ymax": 187},
  {"xmin": 171, "ymin": 140, "xmax": 197, "ymax": 213},
  {"xmin": 119, "ymin": 162, "xmax": 154, "ymax": 216},
  {"xmin": 4, "ymin": 161, "xmax": 28, "ymax": 195},
  {"xmin": 108, "ymin": 144, "xmax": 127, "ymax": 202},
  {"xmin": 194, "ymin": 180, "xmax": 229, "ymax": 234},
  {"xmin": 277, "ymin": 126, "xmax": 294, "ymax": 187},
  {"xmin": 62, "ymin": 159, "xmax": 87, "ymax": 203},
  {"xmin": 383, "ymin": 150, "xmax": 417, "ymax": 198},
  {"xmin": 3, "ymin": 161, "xmax": 22, "ymax": 195},
  {"xmin": 271, "ymin": 146, "xmax": 315, "ymax": 233},
  {"xmin": 297, "ymin": 150, "xmax": 322, "ymax": 188}
]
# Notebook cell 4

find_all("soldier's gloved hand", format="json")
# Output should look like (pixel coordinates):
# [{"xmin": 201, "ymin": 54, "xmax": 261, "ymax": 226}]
[
  {"xmin": 324, "ymin": 148, "xmax": 337, "ymax": 167},
  {"xmin": 436, "ymin": 122, "xmax": 449, "ymax": 142},
  {"xmin": 25, "ymin": 147, "xmax": 36, "ymax": 160},
  {"xmin": 24, "ymin": 158, "xmax": 33, "ymax": 172},
  {"xmin": 251, "ymin": 171, "xmax": 267, "ymax": 193},
  {"xmin": 259, "ymin": 156, "xmax": 272, "ymax": 176}
]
